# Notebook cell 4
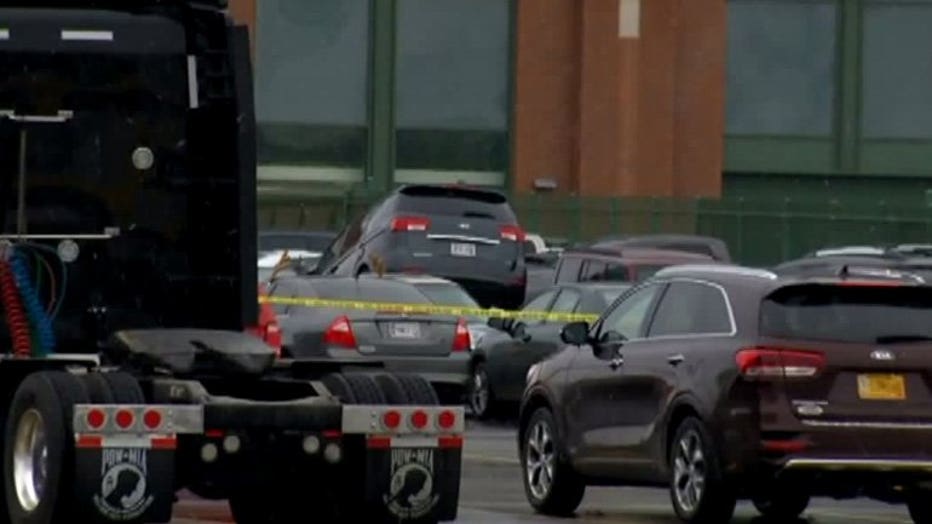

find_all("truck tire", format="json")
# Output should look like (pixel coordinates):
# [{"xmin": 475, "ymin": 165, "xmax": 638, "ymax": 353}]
[
  {"xmin": 100, "ymin": 372, "xmax": 145, "ymax": 404},
  {"xmin": 81, "ymin": 373, "xmax": 115, "ymax": 404},
  {"xmin": 342, "ymin": 374, "xmax": 387, "ymax": 405},
  {"xmin": 371, "ymin": 373, "xmax": 407, "ymax": 404},
  {"xmin": 5, "ymin": 371, "xmax": 88, "ymax": 524},
  {"xmin": 321, "ymin": 374, "xmax": 357, "ymax": 404},
  {"xmin": 394, "ymin": 374, "xmax": 440, "ymax": 405}
]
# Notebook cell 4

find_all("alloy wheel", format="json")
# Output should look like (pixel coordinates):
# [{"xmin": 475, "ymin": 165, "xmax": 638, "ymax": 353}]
[
  {"xmin": 526, "ymin": 420, "xmax": 556, "ymax": 500},
  {"xmin": 673, "ymin": 429, "xmax": 707, "ymax": 515},
  {"xmin": 13, "ymin": 409, "xmax": 48, "ymax": 512}
]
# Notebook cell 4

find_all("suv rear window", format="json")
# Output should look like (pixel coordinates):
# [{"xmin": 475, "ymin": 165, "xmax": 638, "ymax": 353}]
[
  {"xmin": 760, "ymin": 284, "xmax": 932, "ymax": 343},
  {"xmin": 313, "ymin": 280, "xmax": 431, "ymax": 304},
  {"xmin": 397, "ymin": 186, "xmax": 516, "ymax": 221}
]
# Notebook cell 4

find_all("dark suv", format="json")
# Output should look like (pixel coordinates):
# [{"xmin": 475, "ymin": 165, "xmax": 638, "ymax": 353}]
[
  {"xmin": 316, "ymin": 185, "xmax": 527, "ymax": 309},
  {"xmin": 519, "ymin": 263, "xmax": 932, "ymax": 524}
]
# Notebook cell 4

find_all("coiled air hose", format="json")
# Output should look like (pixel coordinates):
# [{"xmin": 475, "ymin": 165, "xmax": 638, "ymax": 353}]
[
  {"xmin": 0, "ymin": 258, "xmax": 31, "ymax": 357},
  {"xmin": 10, "ymin": 250, "xmax": 55, "ymax": 356}
]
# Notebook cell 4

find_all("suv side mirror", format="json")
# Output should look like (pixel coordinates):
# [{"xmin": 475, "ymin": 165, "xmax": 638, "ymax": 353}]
[{"xmin": 560, "ymin": 321, "xmax": 590, "ymax": 346}]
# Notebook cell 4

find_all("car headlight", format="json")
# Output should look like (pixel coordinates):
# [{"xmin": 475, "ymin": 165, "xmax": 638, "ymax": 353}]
[{"xmin": 526, "ymin": 363, "xmax": 541, "ymax": 384}]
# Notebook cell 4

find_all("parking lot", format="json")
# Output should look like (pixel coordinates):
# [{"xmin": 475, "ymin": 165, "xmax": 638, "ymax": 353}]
[{"xmin": 171, "ymin": 418, "xmax": 913, "ymax": 524}]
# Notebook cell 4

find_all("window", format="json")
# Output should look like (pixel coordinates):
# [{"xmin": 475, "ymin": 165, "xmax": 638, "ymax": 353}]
[
  {"xmin": 761, "ymin": 284, "xmax": 932, "ymax": 344},
  {"xmin": 523, "ymin": 290, "xmax": 557, "ymax": 312},
  {"xmin": 725, "ymin": 0, "xmax": 837, "ymax": 135},
  {"xmin": 599, "ymin": 284, "xmax": 664, "ymax": 340},
  {"xmin": 256, "ymin": 0, "xmax": 370, "ymax": 178},
  {"xmin": 648, "ymin": 282, "xmax": 732, "ymax": 337},
  {"xmin": 555, "ymin": 257, "xmax": 583, "ymax": 283},
  {"xmin": 394, "ymin": 0, "xmax": 510, "ymax": 183},
  {"xmin": 862, "ymin": 1, "xmax": 932, "ymax": 139},
  {"xmin": 581, "ymin": 261, "xmax": 606, "ymax": 282},
  {"xmin": 550, "ymin": 290, "xmax": 581, "ymax": 314}
]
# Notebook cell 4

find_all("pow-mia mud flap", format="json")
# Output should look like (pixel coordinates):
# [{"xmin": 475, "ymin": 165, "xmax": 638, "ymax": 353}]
[
  {"xmin": 74, "ymin": 440, "xmax": 176, "ymax": 523},
  {"xmin": 364, "ymin": 440, "xmax": 462, "ymax": 523}
]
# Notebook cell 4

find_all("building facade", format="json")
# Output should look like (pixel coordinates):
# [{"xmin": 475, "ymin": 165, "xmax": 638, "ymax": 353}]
[{"xmin": 232, "ymin": 0, "xmax": 932, "ymax": 204}]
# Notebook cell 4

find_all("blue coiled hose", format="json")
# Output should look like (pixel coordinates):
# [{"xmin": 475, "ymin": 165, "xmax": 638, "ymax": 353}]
[{"xmin": 9, "ymin": 249, "xmax": 55, "ymax": 356}]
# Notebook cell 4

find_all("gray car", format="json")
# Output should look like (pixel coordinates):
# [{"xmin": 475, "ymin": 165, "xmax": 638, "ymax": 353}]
[{"xmin": 266, "ymin": 274, "xmax": 472, "ymax": 401}]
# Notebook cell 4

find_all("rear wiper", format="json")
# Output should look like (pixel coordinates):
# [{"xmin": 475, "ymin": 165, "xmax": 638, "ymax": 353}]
[{"xmin": 875, "ymin": 334, "xmax": 932, "ymax": 344}]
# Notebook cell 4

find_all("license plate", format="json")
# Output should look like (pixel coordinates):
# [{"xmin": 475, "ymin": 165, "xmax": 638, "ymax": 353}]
[
  {"xmin": 857, "ymin": 373, "xmax": 906, "ymax": 400},
  {"xmin": 450, "ymin": 243, "xmax": 476, "ymax": 257},
  {"xmin": 390, "ymin": 322, "xmax": 422, "ymax": 339}
]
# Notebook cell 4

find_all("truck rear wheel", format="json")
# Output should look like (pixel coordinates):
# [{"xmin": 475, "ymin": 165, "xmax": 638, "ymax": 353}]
[
  {"xmin": 371, "ymin": 373, "xmax": 407, "ymax": 404},
  {"xmin": 5, "ymin": 372, "xmax": 88, "ymax": 524},
  {"xmin": 80, "ymin": 374, "xmax": 115, "ymax": 404},
  {"xmin": 342, "ymin": 374, "xmax": 387, "ymax": 404},
  {"xmin": 100, "ymin": 372, "xmax": 145, "ymax": 404},
  {"xmin": 395, "ymin": 374, "xmax": 440, "ymax": 405}
]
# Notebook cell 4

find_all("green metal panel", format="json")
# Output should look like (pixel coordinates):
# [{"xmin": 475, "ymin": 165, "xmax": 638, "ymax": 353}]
[
  {"xmin": 724, "ymin": 137, "xmax": 837, "ymax": 174},
  {"xmin": 837, "ymin": 0, "xmax": 862, "ymax": 172},
  {"xmin": 368, "ymin": 0, "xmax": 397, "ymax": 193},
  {"xmin": 860, "ymin": 142, "xmax": 932, "ymax": 175}
]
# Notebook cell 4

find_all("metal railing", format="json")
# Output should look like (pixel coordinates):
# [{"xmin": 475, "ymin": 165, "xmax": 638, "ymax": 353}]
[{"xmin": 258, "ymin": 190, "xmax": 932, "ymax": 266}]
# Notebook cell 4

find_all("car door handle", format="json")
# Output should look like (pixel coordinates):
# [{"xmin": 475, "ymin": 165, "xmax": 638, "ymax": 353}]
[
  {"xmin": 667, "ymin": 354, "xmax": 685, "ymax": 366},
  {"xmin": 610, "ymin": 356, "xmax": 624, "ymax": 370}
]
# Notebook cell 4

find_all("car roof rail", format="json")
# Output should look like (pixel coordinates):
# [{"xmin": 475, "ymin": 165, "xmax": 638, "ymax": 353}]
[
  {"xmin": 654, "ymin": 264, "xmax": 778, "ymax": 280},
  {"xmin": 837, "ymin": 265, "xmax": 925, "ymax": 284}
]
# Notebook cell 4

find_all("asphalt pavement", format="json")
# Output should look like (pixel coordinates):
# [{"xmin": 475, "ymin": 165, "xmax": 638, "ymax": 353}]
[{"xmin": 171, "ymin": 418, "xmax": 915, "ymax": 523}]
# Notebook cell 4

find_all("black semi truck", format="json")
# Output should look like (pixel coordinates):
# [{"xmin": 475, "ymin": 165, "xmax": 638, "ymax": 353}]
[{"xmin": 0, "ymin": 1, "xmax": 464, "ymax": 523}]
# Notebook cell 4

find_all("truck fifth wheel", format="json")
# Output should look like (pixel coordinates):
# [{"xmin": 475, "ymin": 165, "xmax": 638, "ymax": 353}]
[{"xmin": 0, "ymin": 1, "xmax": 464, "ymax": 523}]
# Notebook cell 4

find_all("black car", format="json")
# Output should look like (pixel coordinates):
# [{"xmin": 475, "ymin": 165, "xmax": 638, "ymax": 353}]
[
  {"xmin": 267, "ymin": 274, "xmax": 472, "ymax": 401},
  {"xmin": 775, "ymin": 246, "xmax": 932, "ymax": 282},
  {"xmin": 469, "ymin": 283, "xmax": 629, "ymax": 419},
  {"xmin": 315, "ymin": 184, "xmax": 528, "ymax": 309}
]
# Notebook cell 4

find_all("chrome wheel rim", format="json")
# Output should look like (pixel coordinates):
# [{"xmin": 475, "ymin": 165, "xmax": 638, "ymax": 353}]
[
  {"xmin": 13, "ymin": 409, "xmax": 48, "ymax": 512},
  {"xmin": 470, "ymin": 369, "xmax": 489, "ymax": 415},
  {"xmin": 673, "ymin": 430, "xmax": 706, "ymax": 514},
  {"xmin": 525, "ymin": 421, "xmax": 555, "ymax": 500}
]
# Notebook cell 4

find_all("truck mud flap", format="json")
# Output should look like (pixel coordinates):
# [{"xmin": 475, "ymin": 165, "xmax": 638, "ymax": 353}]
[
  {"xmin": 72, "ymin": 405, "xmax": 204, "ymax": 524},
  {"xmin": 342, "ymin": 405, "xmax": 465, "ymax": 523},
  {"xmin": 363, "ymin": 436, "xmax": 463, "ymax": 523}
]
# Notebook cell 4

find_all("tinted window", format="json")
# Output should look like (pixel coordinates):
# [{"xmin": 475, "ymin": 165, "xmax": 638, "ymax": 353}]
[
  {"xmin": 555, "ymin": 257, "xmax": 583, "ymax": 283},
  {"xmin": 648, "ymin": 282, "xmax": 732, "ymax": 337},
  {"xmin": 760, "ymin": 284, "xmax": 932, "ymax": 344},
  {"xmin": 600, "ymin": 284, "xmax": 663, "ymax": 340},
  {"xmin": 396, "ymin": 186, "xmax": 515, "ymax": 221},
  {"xmin": 313, "ymin": 280, "xmax": 431, "ymax": 304},
  {"xmin": 415, "ymin": 283, "xmax": 479, "ymax": 307},
  {"xmin": 550, "ymin": 290, "xmax": 581, "ymax": 313},
  {"xmin": 598, "ymin": 287, "xmax": 630, "ymax": 306},
  {"xmin": 524, "ymin": 290, "xmax": 557, "ymax": 311},
  {"xmin": 580, "ymin": 261, "xmax": 606, "ymax": 281}
]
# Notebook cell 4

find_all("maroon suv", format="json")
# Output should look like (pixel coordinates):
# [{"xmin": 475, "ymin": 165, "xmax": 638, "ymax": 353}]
[{"xmin": 519, "ymin": 263, "xmax": 932, "ymax": 524}]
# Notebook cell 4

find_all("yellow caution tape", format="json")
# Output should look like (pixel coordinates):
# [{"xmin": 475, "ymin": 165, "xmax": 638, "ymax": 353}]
[{"xmin": 258, "ymin": 295, "xmax": 599, "ymax": 323}]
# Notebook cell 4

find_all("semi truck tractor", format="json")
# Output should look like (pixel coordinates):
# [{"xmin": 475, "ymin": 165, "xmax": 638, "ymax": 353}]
[{"xmin": 0, "ymin": 1, "xmax": 464, "ymax": 523}]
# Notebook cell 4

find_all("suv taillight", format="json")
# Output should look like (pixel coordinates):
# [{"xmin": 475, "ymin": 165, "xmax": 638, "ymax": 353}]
[
  {"xmin": 452, "ymin": 318, "xmax": 471, "ymax": 352},
  {"xmin": 736, "ymin": 347, "xmax": 824, "ymax": 380},
  {"xmin": 324, "ymin": 316, "xmax": 357, "ymax": 349},
  {"xmin": 500, "ymin": 224, "xmax": 525, "ymax": 242},
  {"xmin": 391, "ymin": 216, "xmax": 430, "ymax": 232}
]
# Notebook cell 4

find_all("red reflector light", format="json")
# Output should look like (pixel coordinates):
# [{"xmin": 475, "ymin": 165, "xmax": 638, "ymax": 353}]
[
  {"xmin": 761, "ymin": 439, "xmax": 809, "ymax": 453},
  {"xmin": 76, "ymin": 435, "xmax": 103, "ymax": 449},
  {"xmin": 438, "ymin": 410, "xmax": 456, "ymax": 430},
  {"xmin": 500, "ymin": 224, "xmax": 526, "ymax": 242},
  {"xmin": 736, "ymin": 347, "xmax": 825, "ymax": 379},
  {"xmin": 439, "ymin": 435, "xmax": 464, "ymax": 449},
  {"xmin": 205, "ymin": 429, "xmax": 224, "ymax": 438},
  {"xmin": 391, "ymin": 215, "xmax": 430, "ymax": 232},
  {"xmin": 143, "ymin": 409, "xmax": 163, "ymax": 430},
  {"xmin": 86, "ymin": 409, "xmax": 106, "ymax": 429},
  {"xmin": 151, "ymin": 436, "xmax": 177, "ymax": 450},
  {"xmin": 452, "ymin": 318, "xmax": 471, "ymax": 352},
  {"xmin": 324, "ymin": 315, "xmax": 358, "ymax": 349},
  {"xmin": 322, "ymin": 430, "xmax": 342, "ymax": 439},
  {"xmin": 410, "ymin": 410, "xmax": 429, "ymax": 430},
  {"xmin": 367, "ymin": 436, "xmax": 392, "ymax": 449},
  {"xmin": 383, "ymin": 411, "xmax": 401, "ymax": 430},
  {"xmin": 114, "ymin": 410, "xmax": 134, "ymax": 429}
]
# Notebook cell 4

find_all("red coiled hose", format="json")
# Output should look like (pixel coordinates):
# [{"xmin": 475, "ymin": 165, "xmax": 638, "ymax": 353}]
[{"xmin": 0, "ymin": 260, "xmax": 30, "ymax": 357}]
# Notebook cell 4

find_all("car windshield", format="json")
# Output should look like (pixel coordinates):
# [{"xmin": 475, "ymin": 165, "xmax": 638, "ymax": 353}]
[
  {"xmin": 599, "ymin": 287, "xmax": 629, "ymax": 305},
  {"xmin": 760, "ymin": 284, "xmax": 932, "ymax": 344}
]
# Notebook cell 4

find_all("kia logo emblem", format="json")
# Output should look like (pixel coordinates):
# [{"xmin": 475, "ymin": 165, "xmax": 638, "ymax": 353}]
[{"xmin": 870, "ymin": 349, "xmax": 895, "ymax": 361}]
